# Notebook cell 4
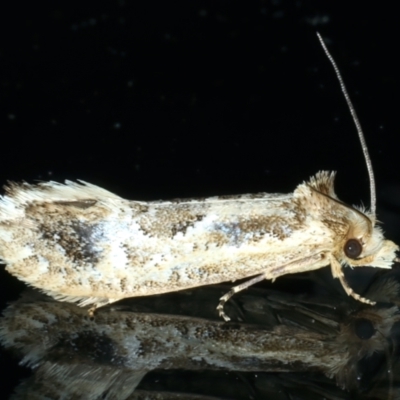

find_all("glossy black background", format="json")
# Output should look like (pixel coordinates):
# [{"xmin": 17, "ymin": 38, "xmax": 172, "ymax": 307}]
[{"xmin": 1, "ymin": 1, "xmax": 399, "ymax": 397}]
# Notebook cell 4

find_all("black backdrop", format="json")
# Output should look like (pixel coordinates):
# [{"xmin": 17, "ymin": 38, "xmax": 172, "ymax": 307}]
[{"xmin": 1, "ymin": 1, "xmax": 399, "ymax": 397}]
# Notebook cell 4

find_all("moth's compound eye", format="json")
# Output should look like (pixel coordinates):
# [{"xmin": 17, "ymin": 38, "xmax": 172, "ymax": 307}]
[
  {"xmin": 344, "ymin": 238, "xmax": 362, "ymax": 259},
  {"xmin": 354, "ymin": 318, "xmax": 375, "ymax": 340}
]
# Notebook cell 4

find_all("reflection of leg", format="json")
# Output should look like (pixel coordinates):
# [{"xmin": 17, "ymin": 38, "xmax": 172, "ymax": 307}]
[
  {"xmin": 88, "ymin": 305, "xmax": 97, "ymax": 317},
  {"xmin": 217, "ymin": 273, "xmax": 265, "ymax": 321},
  {"xmin": 329, "ymin": 254, "xmax": 375, "ymax": 305}
]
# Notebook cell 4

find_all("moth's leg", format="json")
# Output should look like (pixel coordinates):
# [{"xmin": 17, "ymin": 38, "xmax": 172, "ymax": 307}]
[
  {"xmin": 86, "ymin": 298, "xmax": 117, "ymax": 317},
  {"xmin": 265, "ymin": 253, "xmax": 327, "ymax": 278},
  {"xmin": 88, "ymin": 305, "xmax": 97, "ymax": 317},
  {"xmin": 217, "ymin": 253, "xmax": 328, "ymax": 321},
  {"xmin": 329, "ymin": 255, "xmax": 375, "ymax": 305},
  {"xmin": 217, "ymin": 274, "xmax": 265, "ymax": 321}
]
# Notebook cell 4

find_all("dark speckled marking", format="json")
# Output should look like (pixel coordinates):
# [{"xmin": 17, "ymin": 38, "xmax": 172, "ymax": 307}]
[
  {"xmin": 131, "ymin": 203, "xmax": 149, "ymax": 213},
  {"xmin": 137, "ymin": 206, "xmax": 206, "ymax": 239},
  {"xmin": 171, "ymin": 214, "xmax": 204, "ymax": 237},
  {"xmin": 122, "ymin": 243, "xmax": 150, "ymax": 268},
  {"xmin": 212, "ymin": 203, "xmax": 306, "ymax": 244},
  {"xmin": 321, "ymin": 218, "xmax": 348, "ymax": 236},
  {"xmin": 50, "ymin": 330, "xmax": 125, "ymax": 366},
  {"xmin": 41, "ymin": 221, "xmax": 102, "ymax": 265},
  {"xmin": 120, "ymin": 277, "xmax": 128, "ymax": 292},
  {"xmin": 215, "ymin": 193, "xmax": 269, "ymax": 200},
  {"xmin": 239, "ymin": 215, "xmax": 296, "ymax": 241},
  {"xmin": 168, "ymin": 197, "xmax": 207, "ymax": 203}
]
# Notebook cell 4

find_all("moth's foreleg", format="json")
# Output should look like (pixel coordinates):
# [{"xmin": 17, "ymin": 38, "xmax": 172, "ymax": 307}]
[
  {"xmin": 217, "ymin": 273, "xmax": 265, "ymax": 321},
  {"xmin": 329, "ymin": 255, "xmax": 375, "ymax": 305}
]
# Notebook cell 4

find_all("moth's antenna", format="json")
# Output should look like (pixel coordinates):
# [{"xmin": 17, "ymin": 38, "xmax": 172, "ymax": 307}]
[{"xmin": 316, "ymin": 32, "xmax": 376, "ymax": 216}]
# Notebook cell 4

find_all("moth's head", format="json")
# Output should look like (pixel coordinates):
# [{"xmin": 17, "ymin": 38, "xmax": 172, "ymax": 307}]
[
  {"xmin": 338, "ymin": 206, "xmax": 398, "ymax": 270},
  {"xmin": 300, "ymin": 171, "xmax": 398, "ymax": 270}
]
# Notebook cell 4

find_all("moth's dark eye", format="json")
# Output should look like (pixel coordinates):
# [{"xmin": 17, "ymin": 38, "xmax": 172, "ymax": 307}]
[
  {"xmin": 354, "ymin": 318, "xmax": 375, "ymax": 340},
  {"xmin": 344, "ymin": 239, "xmax": 362, "ymax": 259}
]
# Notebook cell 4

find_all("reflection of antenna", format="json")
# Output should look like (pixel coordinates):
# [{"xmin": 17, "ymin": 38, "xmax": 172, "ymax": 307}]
[{"xmin": 316, "ymin": 32, "xmax": 376, "ymax": 217}]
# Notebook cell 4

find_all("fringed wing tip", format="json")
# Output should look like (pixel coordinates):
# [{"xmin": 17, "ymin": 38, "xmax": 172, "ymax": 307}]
[
  {"xmin": 48, "ymin": 290, "xmax": 115, "ymax": 309},
  {"xmin": 0, "ymin": 180, "xmax": 122, "ymax": 213}
]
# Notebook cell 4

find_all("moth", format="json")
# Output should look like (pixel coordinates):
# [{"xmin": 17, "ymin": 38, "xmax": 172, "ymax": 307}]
[{"xmin": 0, "ymin": 35, "xmax": 398, "ymax": 320}]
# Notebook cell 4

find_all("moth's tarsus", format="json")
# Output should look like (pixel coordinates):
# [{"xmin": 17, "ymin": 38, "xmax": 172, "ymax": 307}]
[
  {"xmin": 217, "ymin": 303, "xmax": 230, "ymax": 322},
  {"xmin": 317, "ymin": 32, "xmax": 376, "ymax": 217},
  {"xmin": 217, "ymin": 290, "xmax": 234, "ymax": 321}
]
